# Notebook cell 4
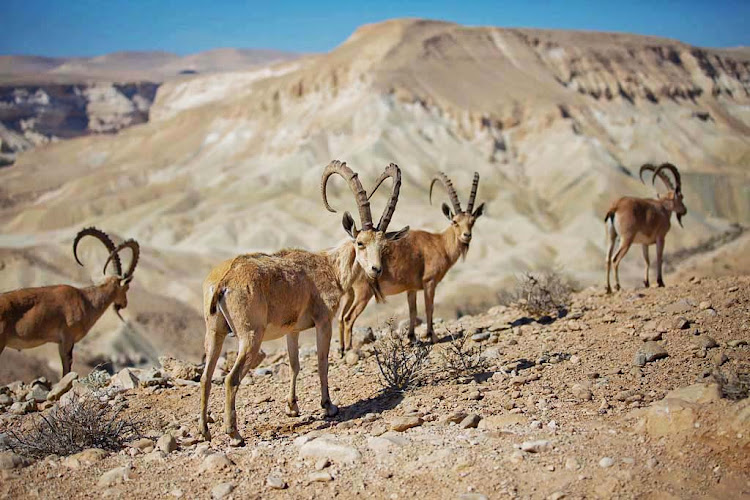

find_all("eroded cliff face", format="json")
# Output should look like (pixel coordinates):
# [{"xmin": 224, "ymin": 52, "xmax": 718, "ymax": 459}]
[
  {"xmin": 1, "ymin": 20, "xmax": 749, "ymax": 364},
  {"xmin": 0, "ymin": 82, "xmax": 158, "ymax": 165}
]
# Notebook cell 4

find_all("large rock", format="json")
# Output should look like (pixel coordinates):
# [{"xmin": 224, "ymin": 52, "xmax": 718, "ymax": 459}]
[
  {"xmin": 111, "ymin": 368, "xmax": 141, "ymax": 390},
  {"xmin": 199, "ymin": 453, "xmax": 235, "ymax": 473},
  {"xmin": 47, "ymin": 372, "xmax": 79, "ymax": 401},
  {"xmin": 299, "ymin": 436, "xmax": 361, "ymax": 464},
  {"xmin": 641, "ymin": 399, "xmax": 697, "ymax": 437},
  {"xmin": 665, "ymin": 383, "xmax": 722, "ymax": 404},
  {"xmin": 159, "ymin": 356, "xmax": 202, "ymax": 382},
  {"xmin": 389, "ymin": 416, "xmax": 423, "ymax": 432},
  {"xmin": 63, "ymin": 448, "xmax": 108, "ymax": 469},
  {"xmin": 157, "ymin": 434, "xmax": 178, "ymax": 454}
]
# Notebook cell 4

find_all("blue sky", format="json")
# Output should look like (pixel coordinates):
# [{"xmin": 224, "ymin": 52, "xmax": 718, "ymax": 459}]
[{"xmin": 2, "ymin": 0, "xmax": 748, "ymax": 57}]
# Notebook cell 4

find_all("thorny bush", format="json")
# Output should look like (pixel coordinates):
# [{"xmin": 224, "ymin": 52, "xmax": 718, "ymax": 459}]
[
  {"xmin": 514, "ymin": 270, "xmax": 577, "ymax": 317},
  {"xmin": 439, "ymin": 329, "xmax": 490, "ymax": 381},
  {"xmin": 3, "ymin": 391, "xmax": 140, "ymax": 459},
  {"xmin": 373, "ymin": 320, "xmax": 432, "ymax": 392}
]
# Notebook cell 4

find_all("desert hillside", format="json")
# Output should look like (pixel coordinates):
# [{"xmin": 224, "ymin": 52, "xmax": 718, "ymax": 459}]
[{"xmin": 1, "ymin": 18, "xmax": 749, "ymax": 372}]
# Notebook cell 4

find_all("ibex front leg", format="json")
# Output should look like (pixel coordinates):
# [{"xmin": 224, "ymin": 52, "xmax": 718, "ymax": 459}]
[
  {"xmin": 58, "ymin": 338, "xmax": 74, "ymax": 376},
  {"xmin": 315, "ymin": 319, "xmax": 338, "ymax": 417},
  {"xmin": 286, "ymin": 332, "xmax": 301, "ymax": 417}
]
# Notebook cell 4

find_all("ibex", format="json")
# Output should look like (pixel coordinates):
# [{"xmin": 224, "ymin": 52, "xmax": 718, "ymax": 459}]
[
  {"xmin": 337, "ymin": 171, "xmax": 485, "ymax": 354},
  {"xmin": 605, "ymin": 163, "xmax": 687, "ymax": 294},
  {"xmin": 0, "ymin": 227, "xmax": 140, "ymax": 376},
  {"xmin": 199, "ymin": 161, "xmax": 408, "ymax": 446}
]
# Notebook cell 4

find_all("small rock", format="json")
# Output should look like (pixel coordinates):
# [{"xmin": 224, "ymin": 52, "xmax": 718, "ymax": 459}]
[
  {"xmin": 565, "ymin": 456, "xmax": 581, "ymax": 470},
  {"xmin": 315, "ymin": 458, "xmax": 331, "ymax": 470},
  {"xmin": 253, "ymin": 395, "xmax": 272, "ymax": 404},
  {"xmin": 266, "ymin": 474, "xmax": 287, "ymax": 489},
  {"xmin": 308, "ymin": 471, "xmax": 333, "ymax": 483},
  {"xmin": 728, "ymin": 339, "xmax": 748, "ymax": 348},
  {"xmin": 571, "ymin": 383, "xmax": 593, "ymax": 401},
  {"xmin": 157, "ymin": 434, "xmax": 178, "ymax": 454},
  {"xmin": 471, "ymin": 332, "xmax": 491, "ymax": 342},
  {"xmin": 634, "ymin": 342, "xmax": 668, "ymax": 366},
  {"xmin": 199, "ymin": 454, "xmax": 234, "ymax": 473},
  {"xmin": 390, "ymin": 416, "xmax": 423, "ymax": 432},
  {"xmin": 459, "ymin": 494, "xmax": 489, "ymax": 500},
  {"xmin": 25, "ymin": 385, "xmax": 49, "ymax": 403},
  {"xmin": 521, "ymin": 440, "xmax": 551, "ymax": 453},
  {"xmin": 211, "ymin": 482, "xmax": 235, "ymax": 499},
  {"xmin": 9, "ymin": 401, "xmax": 35, "ymax": 415},
  {"xmin": 47, "ymin": 372, "xmax": 78, "ymax": 401},
  {"xmin": 0, "ymin": 394, "xmax": 12, "ymax": 406},
  {"xmin": 130, "ymin": 438, "xmax": 155, "ymax": 453},
  {"xmin": 459, "ymin": 414, "xmax": 481, "ymax": 429},
  {"xmin": 695, "ymin": 336, "xmax": 718, "ymax": 350},
  {"xmin": 478, "ymin": 414, "xmax": 526, "ymax": 430},
  {"xmin": 639, "ymin": 331, "xmax": 662, "ymax": 342},
  {"xmin": 98, "ymin": 465, "xmax": 133, "ymax": 487},
  {"xmin": 0, "ymin": 451, "xmax": 28, "ymax": 470},
  {"xmin": 254, "ymin": 368, "xmax": 273, "ymax": 376},
  {"xmin": 299, "ymin": 437, "xmax": 361, "ymax": 464},
  {"xmin": 712, "ymin": 352, "xmax": 729, "ymax": 367},
  {"xmin": 599, "ymin": 457, "xmax": 615, "ymax": 468},
  {"xmin": 673, "ymin": 317, "xmax": 690, "ymax": 330},
  {"xmin": 344, "ymin": 350, "xmax": 360, "ymax": 366},
  {"xmin": 441, "ymin": 411, "xmax": 468, "ymax": 425},
  {"xmin": 699, "ymin": 301, "xmax": 712, "ymax": 311}
]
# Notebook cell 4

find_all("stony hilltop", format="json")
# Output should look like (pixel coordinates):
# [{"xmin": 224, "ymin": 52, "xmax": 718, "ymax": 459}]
[
  {"xmin": 0, "ymin": 18, "xmax": 749, "ymax": 383},
  {"xmin": 1, "ymin": 275, "xmax": 748, "ymax": 498}
]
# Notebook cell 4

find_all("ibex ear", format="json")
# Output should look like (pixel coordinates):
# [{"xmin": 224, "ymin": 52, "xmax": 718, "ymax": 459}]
[
  {"xmin": 472, "ymin": 203, "xmax": 485, "ymax": 218},
  {"xmin": 120, "ymin": 276, "xmax": 133, "ymax": 286},
  {"xmin": 441, "ymin": 203, "xmax": 453, "ymax": 220},
  {"xmin": 385, "ymin": 226, "xmax": 410, "ymax": 241},
  {"xmin": 342, "ymin": 212, "xmax": 358, "ymax": 239}
]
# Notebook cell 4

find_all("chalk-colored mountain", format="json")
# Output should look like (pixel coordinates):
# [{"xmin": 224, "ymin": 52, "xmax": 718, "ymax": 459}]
[{"xmin": 1, "ymin": 19, "xmax": 749, "ymax": 373}]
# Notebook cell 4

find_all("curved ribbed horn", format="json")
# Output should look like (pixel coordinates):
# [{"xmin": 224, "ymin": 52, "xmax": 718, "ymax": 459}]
[
  {"xmin": 466, "ymin": 172, "xmax": 480, "ymax": 213},
  {"xmin": 367, "ymin": 163, "xmax": 402, "ymax": 232},
  {"xmin": 72, "ymin": 227, "xmax": 122, "ymax": 276},
  {"xmin": 104, "ymin": 239, "xmax": 140, "ymax": 279},
  {"xmin": 429, "ymin": 172, "xmax": 462, "ymax": 213},
  {"xmin": 321, "ymin": 160, "xmax": 374, "ymax": 230},
  {"xmin": 640, "ymin": 163, "xmax": 673, "ymax": 191},
  {"xmin": 655, "ymin": 163, "xmax": 681, "ymax": 192}
]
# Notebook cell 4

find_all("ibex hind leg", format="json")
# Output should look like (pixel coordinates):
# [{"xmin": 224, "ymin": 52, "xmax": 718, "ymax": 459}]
[
  {"xmin": 199, "ymin": 318, "xmax": 226, "ymax": 442},
  {"xmin": 224, "ymin": 330, "xmax": 264, "ymax": 447},
  {"xmin": 605, "ymin": 216, "xmax": 617, "ymax": 294}
]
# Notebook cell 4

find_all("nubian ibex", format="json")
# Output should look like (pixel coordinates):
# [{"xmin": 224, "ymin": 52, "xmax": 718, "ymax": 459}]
[
  {"xmin": 605, "ymin": 163, "xmax": 687, "ymax": 293},
  {"xmin": 199, "ymin": 161, "xmax": 408, "ymax": 446},
  {"xmin": 338, "ymin": 171, "xmax": 485, "ymax": 354},
  {"xmin": 0, "ymin": 227, "xmax": 140, "ymax": 376}
]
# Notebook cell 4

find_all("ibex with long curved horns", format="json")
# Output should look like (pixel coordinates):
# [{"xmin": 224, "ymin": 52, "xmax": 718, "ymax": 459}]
[
  {"xmin": 604, "ymin": 163, "xmax": 687, "ymax": 294},
  {"xmin": 0, "ymin": 227, "xmax": 140, "ymax": 376},
  {"xmin": 337, "ymin": 171, "xmax": 485, "ymax": 354},
  {"xmin": 199, "ymin": 161, "xmax": 408, "ymax": 446}
]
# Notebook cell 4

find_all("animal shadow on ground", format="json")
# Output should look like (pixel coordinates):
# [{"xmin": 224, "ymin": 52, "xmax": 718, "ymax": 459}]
[
  {"xmin": 510, "ymin": 307, "xmax": 568, "ymax": 327},
  {"xmin": 334, "ymin": 390, "xmax": 405, "ymax": 422}
]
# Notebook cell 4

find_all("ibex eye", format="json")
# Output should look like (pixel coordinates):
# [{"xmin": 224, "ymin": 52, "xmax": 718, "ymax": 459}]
[{"xmin": 357, "ymin": 242, "xmax": 365, "ymax": 248}]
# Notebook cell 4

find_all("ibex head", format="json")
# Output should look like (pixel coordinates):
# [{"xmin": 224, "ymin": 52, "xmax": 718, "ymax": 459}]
[
  {"xmin": 430, "ymin": 171, "xmax": 485, "ymax": 245},
  {"xmin": 73, "ymin": 227, "xmax": 140, "ymax": 319},
  {"xmin": 639, "ymin": 163, "xmax": 687, "ymax": 227},
  {"xmin": 322, "ymin": 161, "xmax": 409, "ymax": 281}
]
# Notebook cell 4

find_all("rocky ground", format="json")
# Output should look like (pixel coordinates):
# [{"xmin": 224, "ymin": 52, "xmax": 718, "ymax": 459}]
[{"xmin": 1, "ymin": 275, "xmax": 749, "ymax": 499}]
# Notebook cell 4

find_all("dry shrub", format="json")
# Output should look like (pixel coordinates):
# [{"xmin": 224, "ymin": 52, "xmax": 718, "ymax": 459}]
[
  {"xmin": 77, "ymin": 367, "xmax": 112, "ymax": 391},
  {"xmin": 439, "ymin": 330, "xmax": 490, "ymax": 381},
  {"xmin": 713, "ymin": 365, "xmax": 750, "ymax": 400},
  {"xmin": 514, "ymin": 270, "xmax": 576, "ymax": 317},
  {"xmin": 4, "ymin": 392, "xmax": 140, "ymax": 459},
  {"xmin": 373, "ymin": 320, "xmax": 432, "ymax": 392}
]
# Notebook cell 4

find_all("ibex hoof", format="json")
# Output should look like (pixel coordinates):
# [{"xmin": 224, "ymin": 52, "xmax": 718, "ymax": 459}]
[
  {"xmin": 286, "ymin": 403, "xmax": 300, "ymax": 417},
  {"xmin": 644, "ymin": 281, "xmax": 650, "ymax": 288},
  {"xmin": 322, "ymin": 403, "xmax": 339, "ymax": 418},
  {"xmin": 657, "ymin": 280, "xmax": 665, "ymax": 288},
  {"xmin": 614, "ymin": 284, "xmax": 621, "ymax": 291},
  {"xmin": 199, "ymin": 428, "xmax": 211, "ymax": 442},
  {"xmin": 605, "ymin": 287, "xmax": 612, "ymax": 295},
  {"xmin": 429, "ymin": 334, "xmax": 439, "ymax": 344},
  {"xmin": 227, "ymin": 430, "xmax": 245, "ymax": 447}
]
